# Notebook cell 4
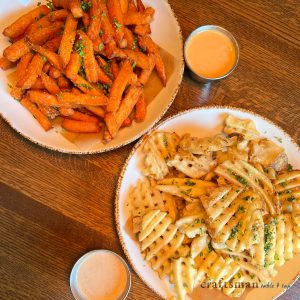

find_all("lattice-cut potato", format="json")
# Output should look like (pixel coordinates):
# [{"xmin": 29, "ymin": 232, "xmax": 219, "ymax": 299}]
[
  {"xmin": 172, "ymin": 257, "xmax": 197, "ymax": 300},
  {"xmin": 130, "ymin": 179, "xmax": 177, "ymax": 233},
  {"xmin": 216, "ymin": 145, "xmax": 249, "ymax": 164},
  {"xmin": 249, "ymin": 138, "xmax": 287, "ymax": 171},
  {"xmin": 142, "ymin": 131, "xmax": 180, "ymax": 180},
  {"xmin": 180, "ymin": 133, "xmax": 236, "ymax": 155},
  {"xmin": 215, "ymin": 159, "xmax": 279, "ymax": 214},
  {"xmin": 176, "ymin": 213, "xmax": 207, "ymax": 238},
  {"xmin": 224, "ymin": 115, "xmax": 259, "ymax": 140},
  {"xmin": 191, "ymin": 234, "xmax": 208, "ymax": 259},
  {"xmin": 167, "ymin": 151, "xmax": 217, "ymax": 179},
  {"xmin": 156, "ymin": 178, "xmax": 216, "ymax": 201}
]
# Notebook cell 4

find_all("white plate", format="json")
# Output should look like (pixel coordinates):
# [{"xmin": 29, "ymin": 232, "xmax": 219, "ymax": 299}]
[
  {"xmin": 115, "ymin": 106, "xmax": 300, "ymax": 300},
  {"xmin": 0, "ymin": 0, "xmax": 184, "ymax": 153}
]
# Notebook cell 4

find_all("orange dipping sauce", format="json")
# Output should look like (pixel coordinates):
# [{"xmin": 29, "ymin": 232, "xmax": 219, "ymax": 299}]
[{"xmin": 186, "ymin": 29, "xmax": 237, "ymax": 79}]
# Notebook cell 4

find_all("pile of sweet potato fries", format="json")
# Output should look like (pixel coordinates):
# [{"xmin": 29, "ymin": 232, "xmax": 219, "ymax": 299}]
[{"xmin": 0, "ymin": 0, "xmax": 166, "ymax": 141}]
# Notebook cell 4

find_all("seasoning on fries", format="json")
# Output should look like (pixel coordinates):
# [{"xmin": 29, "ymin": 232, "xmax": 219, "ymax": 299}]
[{"xmin": 1, "ymin": 0, "xmax": 167, "ymax": 142}]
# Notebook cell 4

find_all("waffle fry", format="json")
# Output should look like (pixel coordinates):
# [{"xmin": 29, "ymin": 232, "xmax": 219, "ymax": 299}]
[{"xmin": 128, "ymin": 114, "xmax": 300, "ymax": 299}]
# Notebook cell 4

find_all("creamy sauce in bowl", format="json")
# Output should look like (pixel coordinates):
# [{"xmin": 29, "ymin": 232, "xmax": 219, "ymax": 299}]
[{"xmin": 70, "ymin": 250, "xmax": 131, "ymax": 300}]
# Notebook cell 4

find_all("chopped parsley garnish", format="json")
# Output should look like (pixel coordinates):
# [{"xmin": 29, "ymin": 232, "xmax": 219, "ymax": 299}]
[
  {"xmin": 91, "ymin": 15, "xmax": 96, "ymax": 20},
  {"xmin": 163, "ymin": 135, "xmax": 168, "ymax": 147},
  {"xmin": 237, "ymin": 273, "xmax": 241, "ymax": 279},
  {"xmin": 208, "ymin": 242, "xmax": 213, "ymax": 252},
  {"xmin": 253, "ymin": 233, "xmax": 258, "ymax": 241},
  {"xmin": 99, "ymin": 29, "xmax": 103, "ymax": 37},
  {"xmin": 185, "ymin": 179, "xmax": 196, "ymax": 186},
  {"xmin": 274, "ymin": 253, "xmax": 279, "ymax": 261},
  {"xmin": 35, "ymin": 12, "xmax": 45, "ymax": 22},
  {"xmin": 280, "ymin": 181, "xmax": 287, "ymax": 187},
  {"xmin": 46, "ymin": 0, "xmax": 55, "ymax": 10},
  {"xmin": 78, "ymin": 83, "xmax": 93, "ymax": 90},
  {"xmin": 102, "ymin": 64, "xmax": 113, "ymax": 78},
  {"xmin": 101, "ymin": 12, "xmax": 107, "ymax": 17},
  {"xmin": 7, "ymin": 83, "xmax": 13, "ymax": 89},
  {"xmin": 98, "ymin": 43, "xmax": 104, "ymax": 51},
  {"xmin": 41, "ymin": 56, "xmax": 47, "ymax": 62},
  {"xmin": 133, "ymin": 36, "xmax": 138, "ymax": 49},
  {"xmin": 238, "ymin": 206, "xmax": 245, "ymax": 213},
  {"xmin": 235, "ymin": 175, "xmax": 248, "ymax": 185},
  {"xmin": 264, "ymin": 222, "xmax": 275, "ymax": 255},
  {"xmin": 81, "ymin": 1, "xmax": 91, "ymax": 12},
  {"xmin": 287, "ymin": 196, "xmax": 296, "ymax": 202},
  {"xmin": 229, "ymin": 226, "xmax": 238, "ymax": 240},
  {"xmin": 74, "ymin": 41, "xmax": 85, "ymax": 57},
  {"xmin": 180, "ymin": 189, "xmax": 192, "ymax": 196},
  {"xmin": 132, "ymin": 61, "xmax": 137, "ymax": 69},
  {"xmin": 287, "ymin": 164, "xmax": 293, "ymax": 171},
  {"xmin": 274, "ymin": 136, "xmax": 282, "ymax": 143},
  {"xmin": 113, "ymin": 18, "xmax": 122, "ymax": 32}
]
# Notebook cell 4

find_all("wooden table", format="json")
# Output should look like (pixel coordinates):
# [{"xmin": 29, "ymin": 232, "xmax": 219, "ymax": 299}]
[{"xmin": 1, "ymin": 0, "xmax": 299, "ymax": 299}]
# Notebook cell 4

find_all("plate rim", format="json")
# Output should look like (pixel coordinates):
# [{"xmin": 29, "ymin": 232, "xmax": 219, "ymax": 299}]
[
  {"xmin": 114, "ymin": 105, "xmax": 300, "ymax": 299},
  {"xmin": 0, "ymin": 0, "xmax": 184, "ymax": 154}
]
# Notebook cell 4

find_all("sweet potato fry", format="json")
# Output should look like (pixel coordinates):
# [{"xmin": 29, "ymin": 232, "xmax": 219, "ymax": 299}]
[
  {"xmin": 134, "ymin": 24, "xmax": 151, "ymax": 36},
  {"xmin": 87, "ymin": 0, "xmax": 101, "ymax": 41},
  {"xmin": 27, "ymin": 21, "xmax": 64, "ymax": 45},
  {"xmin": 110, "ymin": 59, "xmax": 120, "ymax": 78},
  {"xmin": 53, "ymin": 0, "xmax": 83, "ymax": 18},
  {"xmin": 95, "ymin": 63, "xmax": 112, "ymax": 85},
  {"xmin": 28, "ymin": 90, "xmax": 59, "ymax": 106},
  {"xmin": 136, "ymin": 0, "xmax": 145, "ymax": 12},
  {"xmin": 107, "ymin": 0, "xmax": 127, "ymax": 48},
  {"xmin": 107, "ymin": 59, "xmax": 133, "ymax": 112},
  {"xmin": 104, "ymin": 40, "xmax": 126, "ymax": 59},
  {"xmin": 41, "ymin": 71, "xmax": 60, "ymax": 94},
  {"xmin": 16, "ymin": 54, "xmax": 46, "ymax": 89},
  {"xmin": 28, "ymin": 42, "xmax": 64, "ymax": 71},
  {"xmin": 25, "ymin": 16, "xmax": 52, "ymax": 37},
  {"xmin": 38, "ymin": 105, "xmax": 60, "ymax": 120},
  {"xmin": 44, "ymin": 36, "xmax": 63, "ymax": 52},
  {"xmin": 60, "ymin": 14, "xmax": 78, "ymax": 67},
  {"xmin": 105, "ymin": 85, "xmax": 142, "ymax": 137},
  {"xmin": 49, "ymin": 66, "xmax": 63, "ymax": 79},
  {"xmin": 31, "ymin": 78, "xmax": 45, "ymax": 90},
  {"xmin": 103, "ymin": 125, "xmax": 113, "ymax": 142},
  {"xmin": 47, "ymin": 9, "xmax": 69, "ymax": 22},
  {"xmin": 123, "ymin": 49, "xmax": 150, "ymax": 69},
  {"xmin": 62, "ymin": 119, "xmax": 100, "ymax": 133},
  {"xmin": 20, "ymin": 96, "xmax": 52, "ymax": 131},
  {"xmin": 57, "ymin": 92, "xmax": 108, "ymax": 106},
  {"xmin": 138, "ymin": 35, "xmax": 166, "ymax": 85},
  {"xmin": 124, "ymin": 8, "xmax": 154, "ymax": 25},
  {"xmin": 138, "ymin": 53, "xmax": 155, "ymax": 85},
  {"xmin": 3, "ymin": 38, "xmax": 30, "ymax": 62},
  {"xmin": 98, "ymin": 0, "xmax": 115, "ymax": 44},
  {"xmin": 66, "ymin": 52, "xmax": 81, "ymax": 80},
  {"xmin": 124, "ymin": 27, "xmax": 137, "ymax": 50},
  {"xmin": 135, "ymin": 92, "xmax": 146, "ymax": 122},
  {"xmin": 57, "ymin": 76, "xmax": 71, "ymax": 89},
  {"xmin": 128, "ymin": 0, "xmax": 138, "ymax": 13},
  {"xmin": 85, "ymin": 106, "xmax": 105, "ymax": 118},
  {"xmin": 121, "ymin": 117, "xmax": 132, "ymax": 127},
  {"xmin": 43, "ymin": 62, "xmax": 51, "ymax": 73},
  {"xmin": 71, "ymin": 75, "xmax": 104, "ymax": 95},
  {"xmin": 10, "ymin": 87, "xmax": 24, "ymax": 100},
  {"xmin": 77, "ymin": 30, "xmax": 98, "ymax": 83},
  {"xmin": 0, "ymin": 57, "xmax": 16, "ymax": 70},
  {"xmin": 59, "ymin": 107, "xmax": 75, "ymax": 116},
  {"xmin": 93, "ymin": 37, "xmax": 105, "ymax": 53},
  {"xmin": 82, "ymin": 12, "xmax": 90, "ymax": 27},
  {"xmin": 120, "ymin": 0, "xmax": 129, "ymax": 14},
  {"xmin": 3, "ymin": 5, "xmax": 50, "ymax": 39},
  {"xmin": 68, "ymin": 111, "xmax": 99, "ymax": 123}
]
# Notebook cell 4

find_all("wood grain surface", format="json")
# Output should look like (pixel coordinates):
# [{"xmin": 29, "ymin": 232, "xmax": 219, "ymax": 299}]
[{"xmin": 0, "ymin": 0, "xmax": 299, "ymax": 299}]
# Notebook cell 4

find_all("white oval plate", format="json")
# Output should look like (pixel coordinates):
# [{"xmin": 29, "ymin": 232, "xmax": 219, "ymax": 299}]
[
  {"xmin": 0, "ymin": 0, "xmax": 183, "ymax": 153},
  {"xmin": 115, "ymin": 106, "xmax": 300, "ymax": 300}
]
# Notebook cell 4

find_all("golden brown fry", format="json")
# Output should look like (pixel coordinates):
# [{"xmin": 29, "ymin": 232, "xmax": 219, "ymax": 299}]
[
  {"xmin": 28, "ymin": 90, "xmax": 59, "ymax": 106},
  {"xmin": 85, "ymin": 105, "xmax": 105, "ymax": 118},
  {"xmin": 120, "ymin": 0, "xmax": 129, "ymax": 14},
  {"xmin": 95, "ymin": 62, "xmax": 113, "ymax": 85},
  {"xmin": 71, "ymin": 75, "xmax": 104, "ymax": 95},
  {"xmin": 87, "ymin": 0, "xmax": 101, "ymax": 41},
  {"xmin": 16, "ymin": 54, "xmax": 46, "ymax": 89},
  {"xmin": 110, "ymin": 59, "xmax": 120, "ymax": 78},
  {"xmin": 3, "ymin": 5, "xmax": 50, "ymax": 39},
  {"xmin": 128, "ymin": 0, "xmax": 138, "ymax": 13},
  {"xmin": 49, "ymin": 66, "xmax": 63, "ymax": 79},
  {"xmin": 57, "ymin": 92, "xmax": 108, "ymax": 106},
  {"xmin": 53, "ymin": 0, "xmax": 83, "ymax": 18},
  {"xmin": 105, "ymin": 85, "xmax": 142, "ymax": 137},
  {"xmin": 107, "ymin": 59, "xmax": 133, "ymax": 112},
  {"xmin": 31, "ymin": 78, "xmax": 45, "ymax": 90},
  {"xmin": 123, "ymin": 49, "xmax": 150, "ymax": 69},
  {"xmin": 62, "ymin": 118, "xmax": 101, "ymax": 133},
  {"xmin": 107, "ymin": 0, "xmax": 127, "ymax": 48},
  {"xmin": 0, "ymin": 57, "xmax": 16, "ymax": 70},
  {"xmin": 10, "ymin": 87, "xmax": 24, "ymax": 100},
  {"xmin": 121, "ymin": 117, "xmax": 132, "ymax": 128},
  {"xmin": 60, "ymin": 13, "xmax": 78, "ymax": 67},
  {"xmin": 25, "ymin": 15, "xmax": 52, "ymax": 37},
  {"xmin": 93, "ymin": 37, "xmax": 105, "ymax": 53},
  {"xmin": 136, "ymin": 0, "xmax": 145, "ymax": 12},
  {"xmin": 41, "ymin": 71, "xmax": 60, "ymax": 94},
  {"xmin": 68, "ymin": 110, "xmax": 99, "ymax": 123},
  {"xmin": 134, "ymin": 24, "xmax": 151, "ymax": 36},
  {"xmin": 135, "ymin": 92, "xmax": 146, "ymax": 122},
  {"xmin": 124, "ymin": 27, "xmax": 136, "ymax": 50},
  {"xmin": 138, "ymin": 35, "xmax": 166, "ymax": 86},
  {"xmin": 138, "ymin": 53, "xmax": 155, "ymax": 85},
  {"xmin": 98, "ymin": 0, "xmax": 115, "ymax": 44},
  {"xmin": 77, "ymin": 30, "xmax": 98, "ymax": 83},
  {"xmin": 44, "ymin": 36, "xmax": 63, "ymax": 52},
  {"xmin": 43, "ymin": 62, "xmax": 51, "ymax": 73},
  {"xmin": 20, "ymin": 96, "xmax": 52, "ymax": 131},
  {"xmin": 66, "ymin": 52, "xmax": 81, "ymax": 80},
  {"xmin": 47, "ymin": 9, "xmax": 69, "ymax": 22},
  {"xmin": 3, "ymin": 38, "xmax": 30, "ymax": 62},
  {"xmin": 82, "ymin": 12, "xmax": 90, "ymax": 27},
  {"xmin": 59, "ymin": 107, "xmax": 75, "ymax": 116}
]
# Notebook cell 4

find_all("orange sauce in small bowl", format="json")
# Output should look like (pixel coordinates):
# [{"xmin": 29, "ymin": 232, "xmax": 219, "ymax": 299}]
[{"xmin": 185, "ymin": 29, "xmax": 238, "ymax": 79}]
